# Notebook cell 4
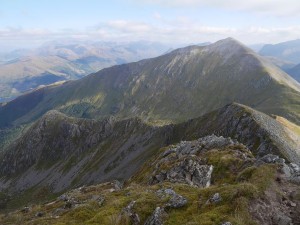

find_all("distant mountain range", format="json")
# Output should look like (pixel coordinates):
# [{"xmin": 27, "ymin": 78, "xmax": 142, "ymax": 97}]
[
  {"xmin": 287, "ymin": 63, "xmax": 300, "ymax": 82},
  {"xmin": 259, "ymin": 39, "xmax": 300, "ymax": 64},
  {"xmin": 0, "ymin": 40, "xmax": 172, "ymax": 102},
  {"xmin": 4, "ymin": 38, "xmax": 300, "ymax": 103},
  {"xmin": 259, "ymin": 39, "xmax": 300, "ymax": 82},
  {"xmin": 1, "ymin": 37, "xmax": 299, "ymax": 130}
]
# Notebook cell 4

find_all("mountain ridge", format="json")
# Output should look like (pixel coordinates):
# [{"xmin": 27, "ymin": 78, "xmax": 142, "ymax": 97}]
[
  {"xmin": 0, "ymin": 103, "xmax": 299, "ymax": 196},
  {"xmin": 0, "ymin": 38, "xmax": 300, "ymax": 131}
]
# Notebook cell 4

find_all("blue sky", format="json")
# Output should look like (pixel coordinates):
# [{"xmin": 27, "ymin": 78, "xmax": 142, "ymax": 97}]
[{"xmin": 1, "ymin": 0, "xmax": 300, "ymax": 50}]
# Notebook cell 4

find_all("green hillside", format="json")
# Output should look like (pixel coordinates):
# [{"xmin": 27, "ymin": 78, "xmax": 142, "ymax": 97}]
[{"xmin": 0, "ymin": 38, "xmax": 299, "ymax": 130}]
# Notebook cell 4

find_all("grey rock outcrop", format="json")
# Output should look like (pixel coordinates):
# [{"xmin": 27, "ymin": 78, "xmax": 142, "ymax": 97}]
[
  {"xmin": 122, "ymin": 201, "xmax": 140, "ymax": 225},
  {"xmin": 272, "ymin": 212, "xmax": 292, "ymax": 225},
  {"xmin": 114, "ymin": 180, "xmax": 124, "ymax": 191},
  {"xmin": 257, "ymin": 154, "xmax": 300, "ymax": 184},
  {"xmin": 151, "ymin": 156, "xmax": 213, "ymax": 187},
  {"xmin": 166, "ymin": 194, "xmax": 187, "ymax": 209},
  {"xmin": 286, "ymin": 163, "xmax": 300, "ymax": 184},
  {"xmin": 35, "ymin": 211, "xmax": 44, "ymax": 217},
  {"xmin": 290, "ymin": 163, "xmax": 300, "ymax": 173},
  {"xmin": 157, "ymin": 189, "xmax": 187, "ymax": 209},
  {"xmin": 259, "ymin": 154, "xmax": 285, "ymax": 164},
  {"xmin": 144, "ymin": 207, "xmax": 165, "ymax": 225},
  {"xmin": 206, "ymin": 193, "xmax": 222, "ymax": 204},
  {"xmin": 21, "ymin": 206, "xmax": 31, "ymax": 213},
  {"xmin": 58, "ymin": 194, "xmax": 69, "ymax": 202},
  {"xmin": 150, "ymin": 135, "xmax": 246, "ymax": 187}
]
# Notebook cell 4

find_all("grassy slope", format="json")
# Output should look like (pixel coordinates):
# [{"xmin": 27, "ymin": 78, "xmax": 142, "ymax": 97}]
[
  {"xmin": 276, "ymin": 116, "xmax": 300, "ymax": 136},
  {"xmin": 0, "ymin": 38, "xmax": 300, "ymax": 132}
]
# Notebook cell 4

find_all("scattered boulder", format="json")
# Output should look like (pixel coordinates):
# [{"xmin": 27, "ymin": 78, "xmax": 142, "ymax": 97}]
[
  {"xmin": 166, "ymin": 194, "xmax": 187, "ymax": 209},
  {"xmin": 121, "ymin": 201, "xmax": 140, "ymax": 225},
  {"xmin": 272, "ymin": 212, "xmax": 292, "ymax": 225},
  {"xmin": 277, "ymin": 161, "xmax": 300, "ymax": 184},
  {"xmin": 144, "ymin": 207, "xmax": 165, "ymax": 225},
  {"xmin": 58, "ymin": 193, "xmax": 80, "ymax": 208},
  {"xmin": 156, "ymin": 188, "xmax": 175, "ymax": 197},
  {"xmin": 98, "ymin": 196, "xmax": 105, "ymax": 206},
  {"xmin": 58, "ymin": 194, "xmax": 69, "ymax": 201},
  {"xmin": 91, "ymin": 195, "xmax": 105, "ymax": 206},
  {"xmin": 259, "ymin": 154, "xmax": 285, "ymax": 164},
  {"xmin": 220, "ymin": 222, "xmax": 232, "ymax": 225},
  {"xmin": 157, "ymin": 188, "xmax": 188, "ymax": 209},
  {"xmin": 286, "ymin": 201, "xmax": 296, "ymax": 207},
  {"xmin": 64, "ymin": 201, "xmax": 72, "ymax": 209},
  {"xmin": 257, "ymin": 154, "xmax": 300, "ymax": 185},
  {"xmin": 52, "ymin": 207, "xmax": 65, "ymax": 216},
  {"xmin": 280, "ymin": 163, "xmax": 293, "ymax": 177},
  {"xmin": 289, "ymin": 163, "xmax": 300, "ymax": 173},
  {"xmin": 35, "ymin": 211, "xmax": 44, "ymax": 217},
  {"xmin": 114, "ymin": 180, "xmax": 124, "ymax": 191},
  {"xmin": 21, "ymin": 206, "xmax": 31, "ymax": 213},
  {"xmin": 206, "ymin": 193, "xmax": 222, "ymax": 204}
]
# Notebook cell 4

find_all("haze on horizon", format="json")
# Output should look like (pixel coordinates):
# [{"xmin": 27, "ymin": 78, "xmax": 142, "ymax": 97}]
[{"xmin": 1, "ymin": 0, "xmax": 300, "ymax": 51}]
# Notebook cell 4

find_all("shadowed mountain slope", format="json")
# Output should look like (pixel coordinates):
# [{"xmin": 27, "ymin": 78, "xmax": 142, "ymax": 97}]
[{"xmin": 0, "ymin": 103, "xmax": 298, "ymax": 199}]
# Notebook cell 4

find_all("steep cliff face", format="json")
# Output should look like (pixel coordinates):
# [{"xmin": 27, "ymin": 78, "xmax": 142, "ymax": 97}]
[
  {"xmin": 0, "ymin": 103, "xmax": 298, "ymax": 197},
  {"xmin": 0, "ymin": 110, "xmax": 173, "ymax": 193}
]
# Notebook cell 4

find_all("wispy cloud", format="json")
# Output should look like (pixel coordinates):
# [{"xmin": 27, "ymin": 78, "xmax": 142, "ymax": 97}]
[
  {"xmin": 135, "ymin": 0, "xmax": 300, "ymax": 17},
  {"xmin": 1, "ymin": 20, "xmax": 300, "ymax": 51}
]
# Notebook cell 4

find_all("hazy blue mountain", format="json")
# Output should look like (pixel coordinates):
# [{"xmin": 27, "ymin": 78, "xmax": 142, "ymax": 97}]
[
  {"xmin": 0, "ymin": 40, "xmax": 172, "ymax": 102},
  {"xmin": 248, "ymin": 43, "xmax": 265, "ymax": 52},
  {"xmin": 259, "ymin": 39, "xmax": 300, "ymax": 64},
  {"xmin": 287, "ymin": 63, "xmax": 300, "ymax": 82},
  {"xmin": 265, "ymin": 56, "xmax": 296, "ymax": 71}
]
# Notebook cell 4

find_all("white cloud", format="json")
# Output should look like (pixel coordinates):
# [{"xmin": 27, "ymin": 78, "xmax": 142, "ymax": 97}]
[
  {"xmin": 135, "ymin": 0, "xmax": 300, "ymax": 16},
  {"xmin": 98, "ymin": 20, "xmax": 300, "ymax": 44},
  {"xmin": 1, "ymin": 20, "xmax": 300, "ymax": 51},
  {"xmin": 106, "ymin": 20, "xmax": 152, "ymax": 33},
  {"xmin": 153, "ymin": 12, "xmax": 162, "ymax": 20}
]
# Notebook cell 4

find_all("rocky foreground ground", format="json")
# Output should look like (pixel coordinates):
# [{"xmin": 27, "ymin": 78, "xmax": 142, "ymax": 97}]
[{"xmin": 1, "ymin": 135, "xmax": 299, "ymax": 225}]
